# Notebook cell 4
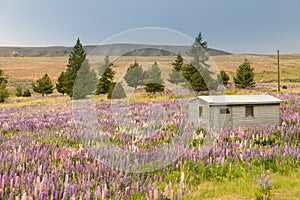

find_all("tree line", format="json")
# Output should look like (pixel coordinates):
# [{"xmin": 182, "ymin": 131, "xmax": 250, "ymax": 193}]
[{"xmin": 0, "ymin": 33, "xmax": 256, "ymax": 103}]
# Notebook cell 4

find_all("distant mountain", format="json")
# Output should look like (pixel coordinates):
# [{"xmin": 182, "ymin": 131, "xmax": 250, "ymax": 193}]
[{"xmin": 0, "ymin": 44, "xmax": 231, "ymax": 57}]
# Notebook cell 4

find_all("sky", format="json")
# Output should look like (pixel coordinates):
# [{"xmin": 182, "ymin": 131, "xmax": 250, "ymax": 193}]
[{"xmin": 0, "ymin": 0, "xmax": 300, "ymax": 54}]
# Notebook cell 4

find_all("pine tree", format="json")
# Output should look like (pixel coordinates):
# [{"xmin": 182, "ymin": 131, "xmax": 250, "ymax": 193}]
[
  {"xmin": 32, "ymin": 74, "xmax": 54, "ymax": 96},
  {"xmin": 233, "ymin": 59, "xmax": 255, "ymax": 89},
  {"xmin": 56, "ymin": 71, "xmax": 67, "ymax": 95},
  {"xmin": 168, "ymin": 69, "xmax": 185, "ymax": 85},
  {"xmin": 72, "ymin": 59, "xmax": 97, "ymax": 99},
  {"xmin": 217, "ymin": 70, "xmax": 230, "ymax": 86},
  {"xmin": 64, "ymin": 38, "xmax": 86, "ymax": 97},
  {"xmin": 107, "ymin": 82, "xmax": 126, "ymax": 99},
  {"xmin": 96, "ymin": 56, "xmax": 115, "ymax": 95},
  {"xmin": 172, "ymin": 53, "xmax": 184, "ymax": 71},
  {"xmin": 187, "ymin": 32, "xmax": 209, "ymax": 69},
  {"xmin": 0, "ymin": 69, "xmax": 8, "ymax": 85},
  {"xmin": 124, "ymin": 60, "xmax": 144, "ymax": 89},
  {"xmin": 144, "ymin": 62, "xmax": 164, "ymax": 93},
  {"xmin": 0, "ymin": 69, "xmax": 9, "ymax": 103}
]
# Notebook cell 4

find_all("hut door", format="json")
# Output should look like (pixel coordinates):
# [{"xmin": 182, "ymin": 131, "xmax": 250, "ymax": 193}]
[{"xmin": 218, "ymin": 107, "xmax": 232, "ymax": 129}]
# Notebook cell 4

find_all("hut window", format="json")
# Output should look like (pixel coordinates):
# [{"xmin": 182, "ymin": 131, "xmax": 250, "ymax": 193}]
[
  {"xmin": 245, "ymin": 106, "xmax": 254, "ymax": 117},
  {"xmin": 199, "ymin": 106, "xmax": 203, "ymax": 117},
  {"xmin": 220, "ymin": 108, "xmax": 230, "ymax": 114}
]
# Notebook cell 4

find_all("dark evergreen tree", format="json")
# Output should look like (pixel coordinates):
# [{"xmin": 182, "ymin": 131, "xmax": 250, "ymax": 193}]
[
  {"xmin": 32, "ymin": 74, "xmax": 54, "ymax": 96},
  {"xmin": 172, "ymin": 53, "xmax": 184, "ymax": 71},
  {"xmin": 107, "ymin": 82, "xmax": 126, "ymax": 99},
  {"xmin": 22, "ymin": 88, "xmax": 31, "ymax": 97},
  {"xmin": 187, "ymin": 32, "xmax": 209, "ymax": 69},
  {"xmin": 72, "ymin": 60, "xmax": 97, "ymax": 99},
  {"xmin": 56, "ymin": 71, "xmax": 68, "ymax": 95},
  {"xmin": 16, "ymin": 86, "xmax": 23, "ymax": 97},
  {"xmin": 124, "ymin": 60, "xmax": 144, "ymax": 89},
  {"xmin": 96, "ymin": 56, "xmax": 115, "ymax": 95},
  {"xmin": 98, "ymin": 55, "xmax": 113, "ymax": 76},
  {"xmin": 0, "ymin": 69, "xmax": 9, "ymax": 103},
  {"xmin": 217, "ymin": 70, "xmax": 230, "ymax": 86},
  {"xmin": 168, "ymin": 69, "xmax": 185, "ymax": 85},
  {"xmin": 143, "ymin": 62, "xmax": 164, "ymax": 93},
  {"xmin": 0, "ymin": 69, "xmax": 8, "ymax": 85},
  {"xmin": 64, "ymin": 38, "xmax": 86, "ymax": 97},
  {"xmin": 0, "ymin": 82, "xmax": 9, "ymax": 103},
  {"xmin": 233, "ymin": 59, "xmax": 255, "ymax": 89}
]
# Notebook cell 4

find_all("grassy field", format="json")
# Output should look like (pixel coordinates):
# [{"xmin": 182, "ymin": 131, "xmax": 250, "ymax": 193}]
[{"xmin": 1, "ymin": 54, "xmax": 300, "ymax": 82}]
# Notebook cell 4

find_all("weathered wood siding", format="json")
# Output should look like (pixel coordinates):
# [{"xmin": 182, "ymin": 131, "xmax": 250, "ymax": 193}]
[
  {"xmin": 231, "ymin": 104, "xmax": 281, "ymax": 128},
  {"xmin": 189, "ymin": 99, "xmax": 281, "ymax": 130},
  {"xmin": 188, "ymin": 99, "xmax": 210, "ymax": 129}
]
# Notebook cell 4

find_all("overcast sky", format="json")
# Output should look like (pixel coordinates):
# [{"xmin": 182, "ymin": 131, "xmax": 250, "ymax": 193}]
[{"xmin": 1, "ymin": 0, "xmax": 300, "ymax": 54}]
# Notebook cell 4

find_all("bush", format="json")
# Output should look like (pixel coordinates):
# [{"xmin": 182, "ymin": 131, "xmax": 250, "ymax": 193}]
[
  {"xmin": 22, "ymin": 89, "xmax": 31, "ymax": 97},
  {"xmin": 0, "ymin": 82, "xmax": 9, "ymax": 103},
  {"xmin": 16, "ymin": 86, "xmax": 23, "ymax": 97},
  {"xmin": 16, "ymin": 87, "xmax": 31, "ymax": 97}
]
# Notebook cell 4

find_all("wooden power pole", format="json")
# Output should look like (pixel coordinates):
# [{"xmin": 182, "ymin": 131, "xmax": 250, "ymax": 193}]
[{"xmin": 277, "ymin": 50, "xmax": 280, "ymax": 92}]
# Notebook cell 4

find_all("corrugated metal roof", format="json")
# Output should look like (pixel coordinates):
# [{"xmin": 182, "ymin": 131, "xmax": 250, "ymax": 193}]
[{"xmin": 196, "ymin": 95, "xmax": 282, "ymax": 105}]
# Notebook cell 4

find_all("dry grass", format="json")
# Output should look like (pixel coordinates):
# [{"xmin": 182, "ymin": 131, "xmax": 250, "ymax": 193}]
[{"xmin": 0, "ymin": 54, "xmax": 299, "ymax": 90}]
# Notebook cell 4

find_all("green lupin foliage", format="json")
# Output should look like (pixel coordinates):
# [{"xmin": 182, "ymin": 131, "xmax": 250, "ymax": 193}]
[
  {"xmin": 217, "ymin": 70, "xmax": 230, "ymax": 86},
  {"xmin": 144, "ymin": 62, "xmax": 164, "ymax": 93},
  {"xmin": 64, "ymin": 38, "xmax": 87, "ymax": 97},
  {"xmin": 124, "ymin": 60, "xmax": 144, "ymax": 89},
  {"xmin": 31, "ymin": 74, "xmax": 54, "ymax": 96},
  {"xmin": 96, "ymin": 56, "xmax": 115, "ymax": 95},
  {"xmin": 233, "ymin": 59, "xmax": 256, "ymax": 89}
]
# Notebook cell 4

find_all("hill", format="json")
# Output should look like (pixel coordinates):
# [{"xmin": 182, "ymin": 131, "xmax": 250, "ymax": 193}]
[{"xmin": 0, "ymin": 44, "xmax": 231, "ymax": 57}]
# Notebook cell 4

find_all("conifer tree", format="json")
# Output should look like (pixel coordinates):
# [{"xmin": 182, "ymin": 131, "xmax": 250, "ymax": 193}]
[
  {"xmin": 64, "ymin": 38, "xmax": 86, "ymax": 97},
  {"xmin": 217, "ymin": 70, "xmax": 230, "ymax": 86},
  {"xmin": 144, "ymin": 62, "xmax": 164, "ymax": 93},
  {"xmin": 56, "ymin": 71, "xmax": 67, "ymax": 95},
  {"xmin": 107, "ymin": 82, "xmax": 126, "ymax": 99},
  {"xmin": 124, "ymin": 60, "xmax": 144, "ymax": 89},
  {"xmin": 96, "ymin": 56, "xmax": 115, "ymax": 95},
  {"xmin": 72, "ymin": 59, "xmax": 97, "ymax": 99},
  {"xmin": 187, "ymin": 32, "xmax": 209, "ymax": 69},
  {"xmin": 172, "ymin": 53, "xmax": 184, "ymax": 71},
  {"xmin": 233, "ymin": 59, "xmax": 255, "ymax": 88},
  {"xmin": 32, "ymin": 74, "xmax": 54, "ymax": 96}
]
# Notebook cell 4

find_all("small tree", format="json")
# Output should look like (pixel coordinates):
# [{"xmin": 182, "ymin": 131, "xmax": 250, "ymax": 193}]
[
  {"xmin": 187, "ymin": 32, "xmax": 209, "ymax": 69},
  {"xmin": 0, "ymin": 82, "xmax": 9, "ymax": 103},
  {"xmin": 124, "ymin": 60, "xmax": 144, "ymax": 89},
  {"xmin": 168, "ymin": 69, "xmax": 185, "ymax": 85},
  {"xmin": 72, "ymin": 60, "xmax": 97, "ymax": 99},
  {"xmin": 16, "ymin": 87, "xmax": 31, "ymax": 97},
  {"xmin": 107, "ymin": 82, "xmax": 126, "ymax": 99},
  {"xmin": 172, "ymin": 53, "xmax": 184, "ymax": 71},
  {"xmin": 96, "ymin": 56, "xmax": 115, "ymax": 95},
  {"xmin": 233, "ymin": 60, "xmax": 255, "ymax": 89},
  {"xmin": 217, "ymin": 70, "xmax": 230, "ymax": 86},
  {"xmin": 64, "ymin": 38, "xmax": 87, "ymax": 97},
  {"xmin": 32, "ymin": 74, "xmax": 54, "ymax": 96},
  {"xmin": 16, "ymin": 86, "xmax": 23, "ymax": 97},
  {"xmin": 143, "ymin": 62, "xmax": 164, "ymax": 93},
  {"xmin": 56, "ymin": 71, "xmax": 68, "ymax": 95},
  {"xmin": 0, "ymin": 69, "xmax": 9, "ymax": 103},
  {"xmin": 22, "ymin": 88, "xmax": 31, "ymax": 97}
]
